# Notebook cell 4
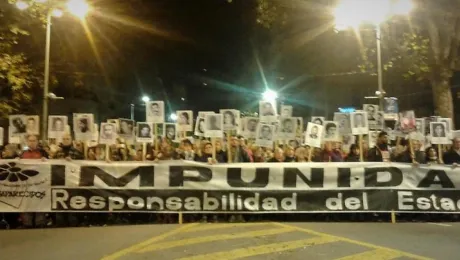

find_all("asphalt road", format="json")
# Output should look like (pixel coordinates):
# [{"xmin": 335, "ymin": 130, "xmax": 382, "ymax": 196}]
[{"xmin": 1, "ymin": 221, "xmax": 459, "ymax": 260}]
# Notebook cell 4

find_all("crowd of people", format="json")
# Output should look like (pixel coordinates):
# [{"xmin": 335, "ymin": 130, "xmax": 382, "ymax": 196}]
[{"xmin": 1, "ymin": 130, "xmax": 459, "ymax": 229}]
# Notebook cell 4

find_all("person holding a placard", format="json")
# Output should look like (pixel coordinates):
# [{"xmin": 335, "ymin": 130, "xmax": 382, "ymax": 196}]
[
  {"xmin": 443, "ymin": 137, "xmax": 460, "ymax": 165},
  {"xmin": 345, "ymin": 144, "xmax": 361, "ymax": 162},
  {"xmin": 20, "ymin": 134, "xmax": 48, "ymax": 159},
  {"xmin": 267, "ymin": 147, "xmax": 285, "ymax": 162},
  {"xmin": 54, "ymin": 133, "xmax": 84, "ymax": 160},
  {"xmin": 367, "ymin": 131, "xmax": 391, "ymax": 162}
]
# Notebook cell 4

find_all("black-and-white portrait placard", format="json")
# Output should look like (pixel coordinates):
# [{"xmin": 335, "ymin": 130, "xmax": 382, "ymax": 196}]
[
  {"xmin": 415, "ymin": 118, "xmax": 426, "ymax": 136},
  {"xmin": 99, "ymin": 123, "xmax": 117, "ymax": 145},
  {"xmin": 278, "ymin": 117, "xmax": 297, "ymax": 140},
  {"xmin": 363, "ymin": 104, "xmax": 379, "ymax": 121},
  {"xmin": 25, "ymin": 115, "xmax": 39, "ymax": 135},
  {"xmin": 220, "ymin": 109, "xmax": 240, "ymax": 131},
  {"xmin": 368, "ymin": 131, "xmax": 379, "ymax": 148},
  {"xmin": 323, "ymin": 121, "xmax": 340, "ymax": 142},
  {"xmin": 48, "ymin": 116, "xmax": 68, "ymax": 138},
  {"xmin": 118, "ymin": 118, "xmax": 135, "ymax": 137},
  {"xmin": 256, "ymin": 123, "xmax": 275, "ymax": 148},
  {"xmin": 430, "ymin": 122, "xmax": 448, "ymax": 144},
  {"xmin": 333, "ymin": 113, "xmax": 351, "ymax": 134},
  {"xmin": 164, "ymin": 123, "xmax": 176, "ymax": 140},
  {"xmin": 437, "ymin": 118, "xmax": 453, "ymax": 138},
  {"xmin": 350, "ymin": 111, "xmax": 369, "ymax": 135},
  {"xmin": 341, "ymin": 134, "xmax": 356, "ymax": 153},
  {"xmin": 243, "ymin": 117, "xmax": 259, "ymax": 139},
  {"xmin": 146, "ymin": 101, "xmax": 165, "ymax": 124},
  {"xmin": 9, "ymin": 115, "xmax": 26, "ymax": 136},
  {"xmin": 399, "ymin": 110, "xmax": 416, "ymax": 133},
  {"xmin": 368, "ymin": 110, "xmax": 385, "ymax": 130},
  {"xmin": 205, "ymin": 113, "xmax": 223, "ymax": 138},
  {"xmin": 305, "ymin": 122, "xmax": 323, "ymax": 148},
  {"xmin": 137, "ymin": 122, "xmax": 153, "ymax": 143},
  {"xmin": 176, "ymin": 110, "xmax": 193, "ymax": 132},
  {"xmin": 194, "ymin": 116, "xmax": 205, "ymax": 137},
  {"xmin": 280, "ymin": 105, "xmax": 293, "ymax": 117},
  {"xmin": 296, "ymin": 117, "xmax": 304, "ymax": 137},
  {"xmin": 311, "ymin": 117, "xmax": 325, "ymax": 126},
  {"xmin": 259, "ymin": 101, "xmax": 277, "ymax": 123},
  {"xmin": 73, "ymin": 114, "xmax": 94, "ymax": 135}
]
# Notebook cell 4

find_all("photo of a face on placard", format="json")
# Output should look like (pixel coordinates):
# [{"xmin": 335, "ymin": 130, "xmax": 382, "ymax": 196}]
[
  {"xmin": 399, "ymin": 110, "xmax": 416, "ymax": 133},
  {"xmin": 9, "ymin": 115, "xmax": 26, "ymax": 136},
  {"xmin": 333, "ymin": 113, "xmax": 351, "ymax": 134},
  {"xmin": 194, "ymin": 116, "xmax": 205, "ymax": 137},
  {"xmin": 137, "ymin": 122, "xmax": 153, "ymax": 142},
  {"xmin": 164, "ymin": 123, "xmax": 176, "ymax": 140},
  {"xmin": 243, "ymin": 117, "xmax": 259, "ymax": 138},
  {"xmin": 118, "ymin": 118, "xmax": 134, "ymax": 136},
  {"xmin": 220, "ymin": 109, "xmax": 240, "ymax": 131},
  {"xmin": 256, "ymin": 123, "xmax": 274, "ymax": 148},
  {"xmin": 73, "ymin": 114, "xmax": 94, "ymax": 134},
  {"xmin": 99, "ymin": 123, "xmax": 117, "ymax": 145},
  {"xmin": 259, "ymin": 101, "xmax": 277, "ymax": 122},
  {"xmin": 437, "ymin": 118, "xmax": 452, "ymax": 132},
  {"xmin": 25, "ymin": 115, "xmax": 39, "ymax": 135},
  {"xmin": 146, "ymin": 101, "xmax": 165, "ymax": 123},
  {"xmin": 305, "ymin": 122, "xmax": 323, "ymax": 148},
  {"xmin": 350, "ymin": 112, "xmax": 369, "ymax": 135},
  {"xmin": 205, "ymin": 114, "xmax": 223, "ymax": 138},
  {"xmin": 311, "ymin": 117, "xmax": 325, "ymax": 126},
  {"xmin": 368, "ymin": 131, "xmax": 379, "ymax": 148},
  {"xmin": 415, "ymin": 118, "xmax": 425, "ymax": 136},
  {"xmin": 280, "ymin": 105, "xmax": 293, "ymax": 117},
  {"xmin": 278, "ymin": 117, "xmax": 297, "ymax": 140},
  {"xmin": 48, "ymin": 116, "xmax": 68, "ymax": 138},
  {"xmin": 296, "ymin": 117, "xmax": 303, "ymax": 137},
  {"xmin": 176, "ymin": 110, "xmax": 193, "ymax": 131},
  {"xmin": 364, "ymin": 104, "xmax": 379, "ymax": 120},
  {"xmin": 323, "ymin": 121, "xmax": 340, "ymax": 141},
  {"xmin": 430, "ymin": 122, "xmax": 448, "ymax": 144}
]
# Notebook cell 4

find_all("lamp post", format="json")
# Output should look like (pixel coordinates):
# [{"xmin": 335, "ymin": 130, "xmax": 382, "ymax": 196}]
[
  {"xmin": 333, "ymin": 0, "xmax": 413, "ymax": 109},
  {"xmin": 15, "ymin": 0, "xmax": 90, "ymax": 141},
  {"xmin": 131, "ymin": 96, "xmax": 150, "ymax": 120}
]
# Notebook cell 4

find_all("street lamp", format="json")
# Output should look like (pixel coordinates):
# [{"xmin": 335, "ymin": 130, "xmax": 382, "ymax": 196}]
[
  {"xmin": 170, "ymin": 113, "xmax": 178, "ymax": 122},
  {"xmin": 262, "ymin": 89, "xmax": 278, "ymax": 103},
  {"xmin": 333, "ymin": 0, "xmax": 413, "ymax": 109},
  {"xmin": 14, "ymin": 0, "xmax": 91, "ymax": 141},
  {"xmin": 141, "ymin": 96, "xmax": 150, "ymax": 103}
]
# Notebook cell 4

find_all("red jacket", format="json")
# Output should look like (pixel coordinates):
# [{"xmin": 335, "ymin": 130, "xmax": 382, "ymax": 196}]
[{"xmin": 20, "ymin": 148, "xmax": 48, "ymax": 159}]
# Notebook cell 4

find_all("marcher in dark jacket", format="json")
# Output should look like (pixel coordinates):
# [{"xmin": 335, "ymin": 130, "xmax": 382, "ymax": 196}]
[
  {"xmin": 54, "ymin": 134, "xmax": 84, "ymax": 160},
  {"xmin": 367, "ymin": 131, "xmax": 391, "ymax": 162},
  {"xmin": 345, "ymin": 144, "xmax": 361, "ymax": 162},
  {"xmin": 443, "ymin": 137, "xmax": 460, "ymax": 165}
]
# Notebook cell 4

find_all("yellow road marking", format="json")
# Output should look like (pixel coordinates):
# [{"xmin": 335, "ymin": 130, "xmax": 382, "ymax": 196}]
[
  {"xmin": 334, "ymin": 248, "xmax": 403, "ymax": 260},
  {"xmin": 101, "ymin": 223, "xmax": 199, "ymax": 260},
  {"xmin": 136, "ymin": 227, "xmax": 295, "ymax": 253},
  {"xmin": 178, "ymin": 236, "xmax": 339, "ymax": 260},
  {"xmin": 183, "ymin": 222, "xmax": 273, "ymax": 233},
  {"xmin": 272, "ymin": 223, "xmax": 432, "ymax": 260}
]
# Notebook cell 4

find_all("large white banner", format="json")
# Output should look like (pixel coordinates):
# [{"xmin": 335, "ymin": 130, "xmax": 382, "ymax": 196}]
[{"xmin": 1, "ymin": 160, "xmax": 460, "ymax": 213}]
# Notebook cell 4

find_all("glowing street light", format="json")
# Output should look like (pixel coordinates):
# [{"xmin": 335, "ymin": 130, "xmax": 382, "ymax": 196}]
[
  {"xmin": 142, "ymin": 96, "xmax": 150, "ymax": 103},
  {"xmin": 67, "ymin": 0, "xmax": 91, "ymax": 19},
  {"xmin": 15, "ymin": 1, "xmax": 29, "ymax": 10},
  {"xmin": 170, "ymin": 113, "xmax": 178, "ymax": 122},
  {"xmin": 262, "ymin": 89, "xmax": 278, "ymax": 103},
  {"xmin": 52, "ymin": 9, "xmax": 64, "ymax": 18}
]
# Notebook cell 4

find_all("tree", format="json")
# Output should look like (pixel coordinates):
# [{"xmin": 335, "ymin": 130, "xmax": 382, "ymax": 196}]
[{"xmin": 256, "ymin": 0, "xmax": 460, "ymax": 120}]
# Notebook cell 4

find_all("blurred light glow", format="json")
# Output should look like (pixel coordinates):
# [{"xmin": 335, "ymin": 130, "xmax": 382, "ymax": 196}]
[
  {"xmin": 333, "ymin": 0, "xmax": 413, "ymax": 30},
  {"xmin": 52, "ymin": 9, "xmax": 64, "ymax": 17},
  {"xmin": 67, "ymin": 0, "xmax": 90, "ymax": 19},
  {"xmin": 170, "ymin": 113, "xmax": 178, "ymax": 121},
  {"xmin": 262, "ymin": 89, "xmax": 278, "ymax": 102},
  {"xmin": 34, "ymin": 0, "xmax": 48, "ymax": 3},
  {"xmin": 141, "ymin": 96, "xmax": 150, "ymax": 102},
  {"xmin": 181, "ymin": 97, "xmax": 185, "ymax": 101},
  {"xmin": 16, "ymin": 1, "xmax": 29, "ymax": 10}
]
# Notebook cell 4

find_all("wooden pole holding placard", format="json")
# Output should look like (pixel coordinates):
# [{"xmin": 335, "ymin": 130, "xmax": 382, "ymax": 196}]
[
  {"xmin": 154, "ymin": 124, "xmax": 159, "ymax": 152},
  {"xmin": 105, "ymin": 144, "xmax": 110, "ymax": 161},
  {"xmin": 408, "ymin": 138, "xmax": 416, "ymax": 163},
  {"xmin": 226, "ymin": 131, "xmax": 232, "ymax": 163},
  {"xmin": 308, "ymin": 147, "xmax": 313, "ymax": 162},
  {"xmin": 438, "ymin": 144, "xmax": 444, "ymax": 164},
  {"xmin": 142, "ymin": 143, "xmax": 147, "ymax": 161},
  {"xmin": 359, "ymin": 135, "xmax": 364, "ymax": 162},
  {"xmin": 211, "ymin": 138, "xmax": 216, "ymax": 160},
  {"xmin": 83, "ymin": 142, "xmax": 88, "ymax": 160}
]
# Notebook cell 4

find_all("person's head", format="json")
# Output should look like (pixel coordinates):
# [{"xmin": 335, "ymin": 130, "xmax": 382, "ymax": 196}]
[
  {"xmin": 274, "ymin": 147, "xmax": 284, "ymax": 161},
  {"xmin": 27, "ymin": 118, "xmax": 35, "ymax": 129},
  {"xmin": 289, "ymin": 140, "xmax": 299, "ymax": 149},
  {"xmin": 311, "ymin": 125, "xmax": 318, "ymax": 135},
  {"xmin": 166, "ymin": 126, "xmax": 175, "ymax": 137},
  {"xmin": 434, "ymin": 124, "xmax": 444, "ymax": 136},
  {"xmin": 151, "ymin": 103, "xmax": 160, "ymax": 115},
  {"xmin": 282, "ymin": 119, "xmax": 294, "ymax": 132},
  {"xmin": 295, "ymin": 147, "xmax": 307, "ymax": 160},
  {"xmin": 313, "ymin": 118, "xmax": 322, "ymax": 125},
  {"xmin": 325, "ymin": 123, "xmax": 336, "ymax": 136},
  {"xmin": 230, "ymin": 136, "xmax": 240, "ymax": 147},
  {"xmin": 453, "ymin": 137, "xmax": 460, "ymax": 150},
  {"xmin": 377, "ymin": 131, "xmax": 388, "ymax": 145},
  {"xmin": 140, "ymin": 125, "xmax": 150, "ymax": 136},
  {"xmin": 366, "ymin": 105, "xmax": 375, "ymax": 115},
  {"xmin": 261, "ymin": 125, "xmax": 271, "ymax": 138},
  {"xmin": 262, "ymin": 102, "xmax": 274, "ymax": 115},
  {"xmin": 223, "ymin": 111, "xmax": 235, "ymax": 125},
  {"xmin": 247, "ymin": 119, "xmax": 257, "ymax": 131},
  {"xmin": 354, "ymin": 113, "xmax": 364, "ymax": 126},
  {"xmin": 54, "ymin": 118, "xmax": 63, "ymax": 130},
  {"xmin": 179, "ymin": 112, "xmax": 189, "ymax": 124},
  {"xmin": 349, "ymin": 144, "xmax": 359, "ymax": 156},
  {"xmin": 181, "ymin": 139, "xmax": 193, "ymax": 151},
  {"xmin": 79, "ymin": 118, "xmax": 88, "ymax": 130},
  {"xmin": 203, "ymin": 142, "xmax": 213, "ymax": 155},
  {"xmin": 284, "ymin": 145, "xmax": 295, "ymax": 157},
  {"xmin": 215, "ymin": 139, "xmax": 222, "ymax": 151},
  {"xmin": 238, "ymin": 136, "xmax": 247, "ymax": 148},
  {"xmin": 26, "ymin": 134, "xmax": 39, "ymax": 150},
  {"xmin": 103, "ymin": 124, "xmax": 114, "ymax": 137},
  {"xmin": 61, "ymin": 133, "xmax": 73, "ymax": 146},
  {"xmin": 198, "ymin": 118, "xmax": 205, "ymax": 132},
  {"xmin": 426, "ymin": 146, "xmax": 438, "ymax": 159}
]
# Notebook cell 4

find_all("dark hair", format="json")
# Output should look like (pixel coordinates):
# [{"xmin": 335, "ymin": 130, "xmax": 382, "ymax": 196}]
[
  {"xmin": 378, "ymin": 131, "xmax": 388, "ymax": 138},
  {"xmin": 348, "ymin": 144, "xmax": 359, "ymax": 156},
  {"xmin": 181, "ymin": 112, "xmax": 190, "ymax": 122},
  {"xmin": 425, "ymin": 146, "xmax": 438, "ymax": 161},
  {"xmin": 28, "ymin": 117, "xmax": 35, "ymax": 122},
  {"xmin": 282, "ymin": 118, "xmax": 292, "ymax": 125},
  {"xmin": 223, "ymin": 111, "xmax": 235, "ymax": 125},
  {"xmin": 261, "ymin": 125, "xmax": 271, "ymax": 132},
  {"xmin": 325, "ymin": 123, "xmax": 336, "ymax": 131},
  {"xmin": 182, "ymin": 139, "xmax": 192, "ymax": 146}
]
